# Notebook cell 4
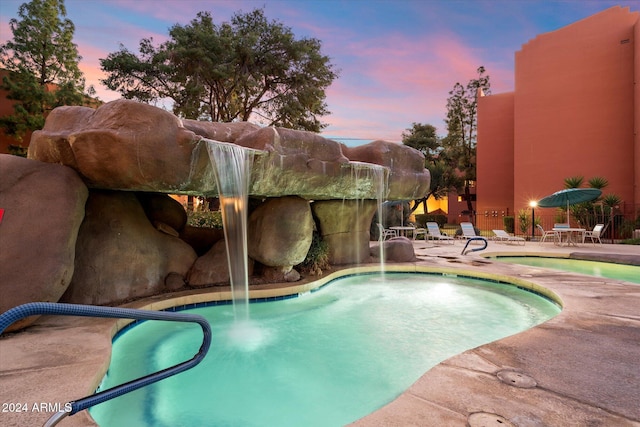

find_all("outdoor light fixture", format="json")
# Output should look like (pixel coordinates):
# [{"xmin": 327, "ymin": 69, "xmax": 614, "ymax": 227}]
[{"xmin": 529, "ymin": 201, "xmax": 537, "ymax": 240}]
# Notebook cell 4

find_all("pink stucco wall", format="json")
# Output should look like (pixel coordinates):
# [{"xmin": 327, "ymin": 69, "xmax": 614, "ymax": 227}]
[
  {"xmin": 477, "ymin": 92, "xmax": 514, "ymax": 220},
  {"xmin": 478, "ymin": 6, "xmax": 639, "ymax": 224}
]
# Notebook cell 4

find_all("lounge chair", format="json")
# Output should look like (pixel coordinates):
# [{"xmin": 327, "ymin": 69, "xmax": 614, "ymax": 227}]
[
  {"xmin": 492, "ymin": 229, "xmax": 525, "ymax": 245},
  {"xmin": 460, "ymin": 222, "xmax": 478, "ymax": 239},
  {"xmin": 377, "ymin": 223, "xmax": 397, "ymax": 241},
  {"xmin": 583, "ymin": 224, "xmax": 604, "ymax": 244},
  {"xmin": 425, "ymin": 222, "xmax": 454, "ymax": 244},
  {"xmin": 536, "ymin": 224, "xmax": 559, "ymax": 244}
]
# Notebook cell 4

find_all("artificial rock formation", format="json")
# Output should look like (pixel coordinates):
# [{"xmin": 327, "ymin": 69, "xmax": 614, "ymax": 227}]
[
  {"xmin": 312, "ymin": 200, "xmax": 379, "ymax": 264},
  {"xmin": 370, "ymin": 237, "xmax": 418, "ymax": 263},
  {"xmin": 26, "ymin": 99, "xmax": 430, "ymax": 270},
  {"xmin": 247, "ymin": 196, "xmax": 314, "ymax": 269},
  {"xmin": 28, "ymin": 99, "xmax": 430, "ymax": 201},
  {"xmin": 0, "ymin": 99, "xmax": 432, "ymax": 328},
  {"xmin": 187, "ymin": 240, "xmax": 248, "ymax": 287},
  {"xmin": 62, "ymin": 191, "xmax": 197, "ymax": 305},
  {"xmin": 137, "ymin": 192, "xmax": 188, "ymax": 234},
  {"xmin": 0, "ymin": 154, "xmax": 88, "ymax": 331}
]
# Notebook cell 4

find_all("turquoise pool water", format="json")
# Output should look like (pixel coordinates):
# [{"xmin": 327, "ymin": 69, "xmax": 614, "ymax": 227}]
[
  {"xmin": 90, "ymin": 273, "xmax": 560, "ymax": 426},
  {"xmin": 494, "ymin": 257, "xmax": 640, "ymax": 284}
]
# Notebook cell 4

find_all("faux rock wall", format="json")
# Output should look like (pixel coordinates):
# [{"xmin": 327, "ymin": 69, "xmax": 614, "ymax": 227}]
[{"xmin": 1, "ymin": 99, "xmax": 430, "ymax": 331}]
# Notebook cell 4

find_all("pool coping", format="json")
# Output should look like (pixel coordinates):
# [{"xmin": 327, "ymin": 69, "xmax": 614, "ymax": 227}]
[{"xmin": 1, "ymin": 242, "xmax": 639, "ymax": 426}]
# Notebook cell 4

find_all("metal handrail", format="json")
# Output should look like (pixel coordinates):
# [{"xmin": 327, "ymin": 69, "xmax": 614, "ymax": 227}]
[
  {"xmin": 0, "ymin": 302, "xmax": 211, "ymax": 427},
  {"xmin": 461, "ymin": 236, "xmax": 488, "ymax": 255}
]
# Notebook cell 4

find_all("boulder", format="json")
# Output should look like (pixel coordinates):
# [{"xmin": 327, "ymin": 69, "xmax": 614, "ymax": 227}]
[
  {"xmin": 258, "ymin": 266, "xmax": 301, "ymax": 283},
  {"xmin": 179, "ymin": 225, "xmax": 225, "ymax": 256},
  {"xmin": 0, "ymin": 155, "xmax": 87, "ymax": 332},
  {"xmin": 342, "ymin": 140, "xmax": 430, "ymax": 200},
  {"xmin": 182, "ymin": 120, "xmax": 261, "ymax": 142},
  {"xmin": 312, "ymin": 200, "xmax": 378, "ymax": 265},
  {"xmin": 136, "ymin": 192, "xmax": 188, "ymax": 233},
  {"xmin": 370, "ymin": 237, "xmax": 417, "ymax": 263},
  {"xmin": 28, "ymin": 100, "xmax": 199, "ymax": 192},
  {"xmin": 188, "ymin": 240, "xmax": 254, "ymax": 287},
  {"xmin": 28, "ymin": 100, "xmax": 430, "ymax": 201},
  {"xmin": 248, "ymin": 196, "xmax": 314, "ymax": 268},
  {"xmin": 62, "ymin": 191, "xmax": 197, "ymax": 305}
]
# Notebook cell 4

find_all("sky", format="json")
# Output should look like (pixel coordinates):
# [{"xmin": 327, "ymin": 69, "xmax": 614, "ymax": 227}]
[{"xmin": 1, "ymin": 0, "xmax": 638, "ymax": 143}]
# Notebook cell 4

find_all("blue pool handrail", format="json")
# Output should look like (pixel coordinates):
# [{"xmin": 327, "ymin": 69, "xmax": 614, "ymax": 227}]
[
  {"xmin": 461, "ymin": 237, "xmax": 488, "ymax": 255},
  {"xmin": 0, "ymin": 302, "xmax": 212, "ymax": 427}
]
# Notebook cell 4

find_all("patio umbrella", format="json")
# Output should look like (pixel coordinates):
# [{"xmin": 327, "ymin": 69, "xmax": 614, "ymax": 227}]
[{"xmin": 537, "ymin": 188, "xmax": 602, "ymax": 222}]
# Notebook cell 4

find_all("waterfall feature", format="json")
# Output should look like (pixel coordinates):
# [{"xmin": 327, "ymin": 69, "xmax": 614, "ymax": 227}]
[
  {"xmin": 205, "ymin": 140, "xmax": 257, "ymax": 322},
  {"xmin": 346, "ymin": 162, "xmax": 389, "ymax": 268},
  {"xmin": 373, "ymin": 166, "xmax": 389, "ymax": 272}
]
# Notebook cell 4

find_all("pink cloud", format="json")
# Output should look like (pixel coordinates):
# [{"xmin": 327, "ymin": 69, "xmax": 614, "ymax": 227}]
[
  {"xmin": 319, "ymin": 29, "xmax": 514, "ymax": 141},
  {"xmin": 1, "ymin": 0, "xmax": 520, "ymax": 142}
]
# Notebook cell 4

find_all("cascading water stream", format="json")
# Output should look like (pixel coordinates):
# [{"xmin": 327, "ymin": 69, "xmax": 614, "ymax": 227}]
[
  {"xmin": 373, "ymin": 166, "xmax": 389, "ymax": 274},
  {"xmin": 204, "ymin": 139, "xmax": 257, "ymax": 323},
  {"xmin": 347, "ymin": 162, "xmax": 389, "ymax": 271}
]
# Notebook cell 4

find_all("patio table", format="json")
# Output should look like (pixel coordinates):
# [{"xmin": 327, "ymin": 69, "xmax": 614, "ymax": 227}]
[
  {"xmin": 552, "ymin": 227, "xmax": 586, "ymax": 247},
  {"xmin": 390, "ymin": 226, "xmax": 415, "ymax": 238}
]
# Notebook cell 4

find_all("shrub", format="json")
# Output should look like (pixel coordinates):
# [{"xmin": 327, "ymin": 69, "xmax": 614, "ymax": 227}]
[
  {"xmin": 298, "ymin": 232, "xmax": 330, "ymax": 275},
  {"xmin": 503, "ymin": 216, "xmax": 515, "ymax": 234},
  {"xmin": 187, "ymin": 210, "xmax": 224, "ymax": 228},
  {"xmin": 517, "ymin": 209, "xmax": 530, "ymax": 235},
  {"xmin": 415, "ymin": 213, "xmax": 447, "ymax": 228},
  {"xmin": 620, "ymin": 238, "xmax": 640, "ymax": 245}
]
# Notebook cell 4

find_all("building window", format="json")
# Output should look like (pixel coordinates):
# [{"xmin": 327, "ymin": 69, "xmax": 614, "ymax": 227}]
[{"xmin": 458, "ymin": 194, "xmax": 477, "ymax": 202}]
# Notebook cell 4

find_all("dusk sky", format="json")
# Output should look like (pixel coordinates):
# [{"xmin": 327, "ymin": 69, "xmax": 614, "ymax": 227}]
[{"xmin": 1, "ymin": 0, "xmax": 638, "ymax": 142}]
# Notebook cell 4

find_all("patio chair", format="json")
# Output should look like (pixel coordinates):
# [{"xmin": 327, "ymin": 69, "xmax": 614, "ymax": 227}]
[
  {"xmin": 583, "ymin": 224, "xmax": 604, "ymax": 245},
  {"xmin": 412, "ymin": 225, "xmax": 428, "ymax": 240},
  {"xmin": 425, "ymin": 222, "xmax": 454, "ymax": 244},
  {"xmin": 536, "ymin": 224, "xmax": 559, "ymax": 244},
  {"xmin": 377, "ymin": 223, "xmax": 397, "ymax": 241},
  {"xmin": 492, "ymin": 229, "xmax": 525, "ymax": 245}
]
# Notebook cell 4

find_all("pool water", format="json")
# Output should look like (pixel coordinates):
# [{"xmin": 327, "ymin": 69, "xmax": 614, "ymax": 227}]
[
  {"xmin": 494, "ymin": 257, "xmax": 640, "ymax": 284},
  {"xmin": 90, "ymin": 273, "xmax": 559, "ymax": 427}
]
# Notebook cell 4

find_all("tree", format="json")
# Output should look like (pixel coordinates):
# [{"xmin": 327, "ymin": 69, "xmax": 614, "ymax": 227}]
[
  {"xmin": 563, "ymin": 175, "xmax": 622, "ymax": 230},
  {"xmin": 402, "ymin": 122, "xmax": 462, "ymax": 213},
  {"xmin": 442, "ymin": 66, "xmax": 491, "ymax": 222},
  {"xmin": 101, "ymin": 9, "xmax": 338, "ymax": 131},
  {"xmin": 0, "ymin": 0, "xmax": 90, "ymax": 152},
  {"xmin": 402, "ymin": 122, "xmax": 440, "ymax": 162}
]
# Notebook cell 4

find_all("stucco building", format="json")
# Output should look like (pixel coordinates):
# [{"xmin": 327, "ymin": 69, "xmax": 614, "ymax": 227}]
[{"xmin": 477, "ymin": 6, "xmax": 639, "ymax": 233}]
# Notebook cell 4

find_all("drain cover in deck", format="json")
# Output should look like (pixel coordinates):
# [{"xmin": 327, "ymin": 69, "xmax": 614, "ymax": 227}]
[
  {"xmin": 468, "ymin": 412, "xmax": 515, "ymax": 427},
  {"xmin": 496, "ymin": 369, "xmax": 537, "ymax": 388}
]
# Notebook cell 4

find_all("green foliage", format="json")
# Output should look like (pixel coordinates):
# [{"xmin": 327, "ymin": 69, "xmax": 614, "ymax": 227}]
[
  {"xmin": 517, "ymin": 209, "xmax": 530, "ymax": 235},
  {"xmin": 0, "ymin": 0, "xmax": 89, "ymax": 143},
  {"xmin": 588, "ymin": 176, "xmax": 609, "ymax": 189},
  {"xmin": 441, "ymin": 66, "xmax": 490, "ymax": 215},
  {"xmin": 402, "ymin": 123, "xmax": 440, "ymax": 161},
  {"xmin": 563, "ymin": 176, "xmax": 584, "ymax": 189},
  {"xmin": 187, "ymin": 210, "xmax": 224, "ymax": 228},
  {"xmin": 619, "ymin": 238, "xmax": 640, "ymax": 245},
  {"xmin": 402, "ymin": 123, "xmax": 463, "ymax": 214},
  {"xmin": 562, "ymin": 175, "xmax": 622, "ymax": 230},
  {"xmin": 554, "ymin": 208, "xmax": 567, "ymax": 224},
  {"xmin": 298, "ymin": 232, "xmax": 330, "ymax": 276},
  {"xmin": 414, "ymin": 213, "xmax": 447, "ymax": 228},
  {"xmin": 619, "ymin": 218, "xmax": 637, "ymax": 239},
  {"xmin": 100, "ymin": 8, "xmax": 338, "ymax": 131},
  {"xmin": 7, "ymin": 144, "xmax": 28, "ymax": 157},
  {"xmin": 503, "ymin": 216, "xmax": 515, "ymax": 234}
]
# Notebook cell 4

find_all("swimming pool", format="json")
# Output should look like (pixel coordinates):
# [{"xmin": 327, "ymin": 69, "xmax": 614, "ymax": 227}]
[
  {"xmin": 493, "ymin": 256, "xmax": 640, "ymax": 284},
  {"xmin": 90, "ymin": 272, "xmax": 560, "ymax": 426}
]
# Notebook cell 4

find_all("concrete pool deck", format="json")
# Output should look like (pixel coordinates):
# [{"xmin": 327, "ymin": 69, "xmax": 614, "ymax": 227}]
[{"xmin": 1, "ymin": 240, "xmax": 639, "ymax": 426}]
